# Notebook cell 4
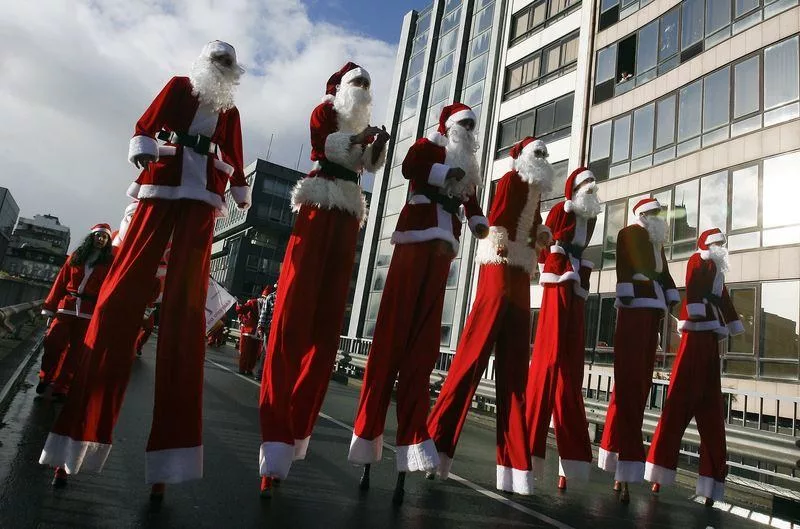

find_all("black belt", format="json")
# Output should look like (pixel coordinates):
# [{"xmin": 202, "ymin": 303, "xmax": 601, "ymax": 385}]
[
  {"xmin": 68, "ymin": 292, "xmax": 97, "ymax": 301},
  {"xmin": 556, "ymin": 241, "xmax": 584, "ymax": 259},
  {"xmin": 318, "ymin": 159, "xmax": 359, "ymax": 183},
  {"xmin": 156, "ymin": 130, "xmax": 217, "ymax": 155},
  {"xmin": 420, "ymin": 191, "xmax": 462, "ymax": 216}
]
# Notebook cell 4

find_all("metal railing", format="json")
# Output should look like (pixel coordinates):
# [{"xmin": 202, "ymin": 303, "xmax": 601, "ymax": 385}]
[
  {"xmin": 335, "ymin": 335, "xmax": 800, "ymax": 494},
  {"xmin": 0, "ymin": 300, "xmax": 44, "ymax": 338}
]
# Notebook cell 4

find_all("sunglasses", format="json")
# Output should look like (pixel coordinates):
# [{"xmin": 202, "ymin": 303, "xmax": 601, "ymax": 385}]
[{"xmin": 211, "ymin": 54, "xmax": 234, "ymax": 68}]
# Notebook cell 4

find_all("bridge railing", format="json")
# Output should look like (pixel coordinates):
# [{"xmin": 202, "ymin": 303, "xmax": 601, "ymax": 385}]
[
  {"xmin": 334, "ymin": 335, "xmax": 800, "ymax": 492},
  {"xmin": 0, "ymin": 300, "xmax": 44, "ymax": 338}
]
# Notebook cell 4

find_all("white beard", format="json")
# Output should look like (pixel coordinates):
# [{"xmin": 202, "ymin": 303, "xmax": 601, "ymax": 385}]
[
  {"xmin": 707, "ymin": 245, "xmax": 730, "ymax": 273},
  {"xmin": 642, "ymin": 216, "xmax": 668, "ymax": 245},
  {"xmin": 515, "ymin": 153, "xmax": 554, "ymax": 194},
  {"xmin": 189, "ymin": 57, "xmax": 240, "ymax": 113},
  {"xmin": 443, "ymin": 123, "xmax": 482, "ymax": 201},
  {"xmin": 572, "ymin": 183, "xmax": 602, "ymax": 218},
  {"xmin": 333, "ymin": 83, "xmax": 372, "ymax": 133}
]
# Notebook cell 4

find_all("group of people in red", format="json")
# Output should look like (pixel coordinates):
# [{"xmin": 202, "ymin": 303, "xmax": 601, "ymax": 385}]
[{"xmin": 35, "ymin": 40, "xmax": 742, "ymax": 511}]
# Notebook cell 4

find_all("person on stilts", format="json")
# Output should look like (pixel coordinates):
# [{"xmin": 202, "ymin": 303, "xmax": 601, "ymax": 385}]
[
  {"xmin": 348, "ymin": 102, "xmax": 489, "ymax": 504},
  {"xmin": 646, "ymin": 228, "xmax": 743, "ymax": 507},
  {"xmin": 425, "ymin": 136, "xmax": 554, "ymax": 495},
  {"xmin": 597, "ymin": 198, "xmax": 679, "ymax": 502},
  {"xmin": 526, "ymin": 167, "xmax": 602, "ymax": 491},
  {"xmin": 236, "ymin": 289, "xmax": 267, "ymax": 376},
  {"xmin": 37, "ymin": 224, "xmax": 115, "ymax": 401},
  {"xmin": 254, "ymin": 283, "xmax": 276, "ymax": 383},
  {"xmin": 258, "ymin": 61, "xmax": 389, "ymax": 497},
  {"xmin": 39, "ymin": 40, "xmax": 250, "ymax": 500}
]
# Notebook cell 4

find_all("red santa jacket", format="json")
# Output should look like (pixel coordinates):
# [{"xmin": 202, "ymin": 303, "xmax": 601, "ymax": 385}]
[
  {"xmin": 236, "ymin": 298, "xmax": 262, "ymax": 338},
  {"xmin": 678, "ymin": 252, "xmax": 744, "ymax": 336},
  {"xmin": 615, "ymin": 221, "xmax": 679, "ymax": 310},
  {"xmin": 538, "ymin": 201, "xmax": 597, "ymax": 299},
  {"xmin": 391, "ymin": 137, "xmax": 488, "ymax": 254},
  {"xmin": 290, "ymin": 99, "xmax": 387, "ymax": 225},
  {"xmin": 474, "ymin": 169, "xmax": 549, "ymax": 274},
  {"xmin": 127, "ymin": 76, "xmax": 250, "ymax": 216},
  {"xmin": 42, "ymin": 254, "xmax": 113, "ymax": 320}
]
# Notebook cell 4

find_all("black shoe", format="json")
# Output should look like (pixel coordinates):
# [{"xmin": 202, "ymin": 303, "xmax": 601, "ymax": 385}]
[
  {"xmin": 52, "ymin": 467, "xmax": 68, "ymax": 488},
  {"xmin": 36, "ymin": 381, "xmax": 49, "ymax": 395},
  {"xmin": 150, "ymin": 483, "xmax": 165, "ymax": 503}
]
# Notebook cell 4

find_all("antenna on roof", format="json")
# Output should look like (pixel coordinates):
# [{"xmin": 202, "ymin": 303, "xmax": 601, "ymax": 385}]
[
  {"xmin": 295, "ymin": 144, "xmax": 304, "ymax": 171},
  {"xmin": 266, "ymin": 133, "xmax": 274, "ymax": 161}
]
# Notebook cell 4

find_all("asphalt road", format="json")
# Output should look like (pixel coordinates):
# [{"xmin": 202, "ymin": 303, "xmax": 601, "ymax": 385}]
[{"xmin": 0, "ymin": 339, "xmax": 780, "ymax": 529}]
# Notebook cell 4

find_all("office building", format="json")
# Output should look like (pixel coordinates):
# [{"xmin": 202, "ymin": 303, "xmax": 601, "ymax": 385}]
[
  {"xmin": 0, "ymin": 188, "xmax": 20, "ymax": 270},
  {"xmin": 2, "ymin": 214, "xmax": 70, "ymax": 283}
]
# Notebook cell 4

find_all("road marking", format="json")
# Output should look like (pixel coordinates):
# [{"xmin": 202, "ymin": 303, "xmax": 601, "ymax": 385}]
[{"xmin": 206, "ymin": 357, "xmax": 577, "ymax": 529}]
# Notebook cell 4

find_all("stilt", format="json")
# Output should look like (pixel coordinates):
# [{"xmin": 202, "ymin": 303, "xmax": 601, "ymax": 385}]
[
  {"xmin": 557, "ymin": 476, "xmax": 567, "ymax": 491},
  {"xmin": 392, "ymin": 472, "xmax": 406, "ymax": 505},
  {"xmin": 613, "ymin": 480, "xmax": 621, "ymax": 492},
  {"xmin": 150, "ymin": 483, "xmax": 165, "ymax": 503},
  {"xmin": 651, "ymin": 482, "xmax": 660, "ymax": 494},
  {"xmin": 260, "ymin": 476, "xmax": 273, "ymax": 499},
  {"xmin": 51, "ymin": 467, "xmax": 68, "ymax": 488},
  {"xmin": 619, "ymin": 482, "xmax": 630, "ymax": 504},
  {"xmin": 359, "ymin": 464, "xmax": 370, "ymax": 491},
  {"xmin": 704, "ymin": 497, "xmax": 714, "ymax": 507}
]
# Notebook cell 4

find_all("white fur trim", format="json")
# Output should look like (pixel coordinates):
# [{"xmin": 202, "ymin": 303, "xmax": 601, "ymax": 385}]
[
  {"xmin": 687, "ymin": 303, "xmax": 707, "ymax": 319},
  {"xmin": 665, "ymin": 289, "xmax": 680, "ymax": 304},
  {"xmin": 293, "ymin": 436, "xmax": 310, "ymax": 460},
  {"xmin": 391, "ymin": 228, "xmax": 459, "ymax": 254},
  {"xmin": 145, "ymin": 445, "xmax": 203, "ymax": 484},
  {"xmin": 348, "ymin": 434, "xmax": 383, "ymax": 465},
  {"xmin": 696, "ymin": 475, "xmax": 725, "ymax": 501},
  {"xmin": 539, "ymin": 271, "xmax": 581, "ymax": 285},
  {"xmin": 212, "ymin": 158, "xmax": 234, "ymax": 176},
  {"xmin": 362, "ymin": 142, "xmax": 387, "ymax": 173},
  {"xmin": 645, "ymin": 462, "xmax": 677, "ymax": 485},
  {"xmin": 39, "ymin": 433, "xmax": 112, "ymax": 474},
  {"xmin": 468, "ymin": 215, "xmax": 489, "ymax": 234},
  {"xmin": 321, "ymin": 94, "xmax": 335, "ymax": 104},
  {"xmin": 614, "ymin": 281, "xmax": 668, "ymax": 310},
  {"xmin": 704, "ymin": 232, "xmax": 726, "ymax": 246},
  {"xmin": 341, "ymin": 67, "xmax": 370, "ymax": 86},
  {"xmin": 426, "ymin": 131, "xmax": 448, "ymax": 147},
  {"xmin": 91, "ymin": 227, "xmax": 112, "ymax": 237},
  {"xmin": 290, "ymin": 177, "xmax": 367, "ymax": 225},
  {"xmin": 573, "ymin": 170, "xmax": 594, "ymax": 189},
  {"xmin": 532, "ymin": 456, "xmax": 546, "ymax": 480},
  {"xmin": 445, "ymin": 109, "xmax": 477, "ymax": 129},
  {"xmin": 158, "ymin": 145, "xmax": 177, "ymax": 157},
  {"xmin": 615, "ymin": 460, "xmax": 645, "ymax": 483},
  {"xmin": 229, "ymin": 185, "xmax": 252, "ymax": 209},
  {"xmin": 633, "ymin": 199, "xmax": 661, "ymax": 216},
  {"xmin": 727, "ymin": 320, "xmax": 745, "ymax": 336},
  {"xmin": 475, "ymin": 226, "xmax": 536, "ymax": 273},
  {"xmin": 698, "ymin": 249, "xmax": 711, "ymax": 260},
  {"xmin": 41, "ymin": 309, "xmax": 54, "ymax": 317},
  {"xmin": 597, "ymin": 447, "xmax": 618, "ymax": 473},
  {"xmin": 563, "ymin": 200, "xmax": 574, "ymax": 213},
  {"xmin": 128, "ymin": 135, "xmax": 158, "ymax": 163},
  {"xmin": 616, "ymin": 283, "xmax": 634, "ymax": 299},
  {"xmin": 429, "ymin": 163, "xmax": 450, "ymax": 187},
  {"xmin": 324, "ymin": 132, "xmax": 364, "ymax": 171},
  {"xmin": 437, "ymin": 452, "xmax": 453, "ymax": 479},
  {"xmin": 56, "ymin": 308, "xmax": 93, "ymax": 320},
  {"xmin": 127, "ymin": 182, "xmax": 225, "ymax": 214},
  {"xmin": 259, "ymin": 441, "xmax": 294, "ymax": 480},
  {"xmin": 678, "ymin": 319, "xmax": 726, "ymax": 333},
  {"xmin": 581, "ymin": 259, "xmax": 594, "ymax": 269},
  {"xmin": 496, "ymin": 465, "xmax": 534, "ymax": 495},
  {"xmin": 521, "ymin": 139, "xmax": 547, "ymax": 157},
  {"xmin": 558, "ymin": 458, "xmax": 590, "ymax": 481},
  {"xmin": 395, "ymin": 439, "xmax": 440, "ymax": 473}
]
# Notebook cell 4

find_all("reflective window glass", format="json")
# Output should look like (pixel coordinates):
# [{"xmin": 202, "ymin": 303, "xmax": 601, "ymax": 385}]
[
  {"xmin": 760, "ymin": 281, "xmax": 800, "ymax": 360},
  {"xmin": 681, "ymin": 0, "xmax": 705, "ymax": 49},
  {"xmin": 603, "ymin": 202, "xmax": 626, "ymax": 268},
  {"xmin": 631, "ymin": 103, "xmax": 655, "ymax": 159},
  {"xmin": 729, "ymin": 287, "xmax": 757, "ymax": 355},
  {"xmin": 763, "ymin": 152, "xmax": 800, "ymax": 228},
  {"xmin": 408, "ymin": 52, "xmax": 425, "ymax": 77},
  {"xmin": 554, "ymin": 94, "xmax": 574, "ymax": 129},
  {"xmin": 441, "ymin": 8, "xmax": 462, "ymax": 34},
  {"xmin": 672, "ymin": 180, "xmax": 699, "ymax": 244},
  {"xmin": 731, "ymin": 165, "xmax": 759, "ymax": 230},
  {"xmin": 637, "ymin": 21, "xmax": 658, "ymax": 74},
  {"xmin": 734, "ymin": 56, "xmax": 761, "ymax": 118},
  {"xmin": 699, "ymin": 171, "xmax": 728, "ymax": 233},
  {"xmin": 735, "ymin": 0, "xmax": 760, "ymax": 17},
  {"xmin": 544, "ymin": 46, "xmax": 561, "ymax": 75},
  {"xmin": 656, "ymin": 95, "xmax": 676, "ymax": 149},
  {"xmin": 678, "ymin": 80, "xmax": 702, "ymax": 141},
  {"xmin": 438, "ymin": 28, "xmax": 459, "ymax": 59},
  {"xmin": 706, "ymin": 0, "xmax": 731, "ymax": 36},
  {"xmin": 612, "ymin": 115, "xmax": 631, "ymax": 162},
  {"xmin": 590, "ymin": 122, "xmax": 612, "ymax": 162},
  {"xmin": 596, "ymin": 45, "xmax": 617, "ymax": 84},
  {"xmin": 385, "ymin": 186, "xmax": 407, "ymax": 216},
  {"xmin": 466, "ymin": 53, "xmax": 489, "ymax": 86},
  {"xmin": 435, "ymin": 53, "xmax": 455, "ymax": 79},
  {"xmin": 764, "ymin": 37, "xmax": 800, "ymax": 110},
  {"xmin": 660, "ymin": 8, "xmax": 680, "ymax": 60},
  {"xmin": 474, "ymin": 3, "xmax": 494, "ymax": 34},
  {"xmin": 703, "ymin": 67, "xmax": 731, "ymax": 132},
  {"xmin": 470, "ymin": 32, "xmax": 491, "ymax": 59}
]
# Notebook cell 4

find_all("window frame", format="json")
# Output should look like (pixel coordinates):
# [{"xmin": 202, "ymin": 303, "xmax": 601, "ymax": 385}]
[{"xmin": 509, "ymin": 0, "xmax": 582, "ymax": 47}]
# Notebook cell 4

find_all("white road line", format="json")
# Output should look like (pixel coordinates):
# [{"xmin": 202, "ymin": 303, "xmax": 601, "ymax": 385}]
[{"xmin": 206, "ymin": 357, "xmax": 577, "ymax": 529}]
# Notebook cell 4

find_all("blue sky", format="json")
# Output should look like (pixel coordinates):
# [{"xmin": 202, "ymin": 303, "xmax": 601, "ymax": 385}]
[{"xmin": 309, "ymin": 0, "xmax": 431, "ymax": 43}]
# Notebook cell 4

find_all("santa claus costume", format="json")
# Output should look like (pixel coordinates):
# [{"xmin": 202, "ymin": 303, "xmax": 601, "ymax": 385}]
[
  {"xmin": 236, "ymin": 289, "xmax": 267, "ymax": 375},
  {"xmin": 258, "ymin": 62, "xmax": 388, "ymax": 494},
  {"xmin": 646, "ymin": 228, "xmax": 743, "ymax": 506},
  {"xmin": 425, "ymin": 136, "xmax": 553, "ymax": 495},
  {"xmin": 37, "ymin": 224, "xmax": 114, "ymax": 398},
  {"xmin": 348, "ymin": 102, "xmax": 488, "ymax": 504},
  {"xmin": 526, "ymin": 167, "xmax": 601, "ymax": 489},
  {"xmin": 39, "ymin": 41, "xmax": 250, "ymax": 497},
  {"xmin": 597, "ymin": 198, "xmax": 679, "ymax": 501}
]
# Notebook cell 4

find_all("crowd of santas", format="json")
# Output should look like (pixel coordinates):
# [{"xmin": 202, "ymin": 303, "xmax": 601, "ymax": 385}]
[{"xmin": 33, "ymin": 40, "xmax": 743, "ymax": 511}]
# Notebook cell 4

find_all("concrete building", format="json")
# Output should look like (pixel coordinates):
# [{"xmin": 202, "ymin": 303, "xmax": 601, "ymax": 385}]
[
  {"xmin": 2, "ymin": 214, "xmax": 70, "ymax": 283},
  {"xmin": 348, "ymin": 0, "xmax": 800, "ymax": 393},
  {"xmin": 0, "ymin": 188, "xmax": 20, "ymax": 270}
]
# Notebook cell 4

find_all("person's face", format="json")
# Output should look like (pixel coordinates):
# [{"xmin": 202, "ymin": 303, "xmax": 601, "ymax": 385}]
[
  {"xmin": 210, "ymin": 52, "xmax": 235, "ymax": 69},
  {"xmin": 642, "ymin": 209, "xmax": 661, "ymax": 220},
  {"xmin": 92, "ymin": 232, "xmax": 109, "ymax": 249},
  {"xmin": 348, "ymin": 76, "xmax": 370, "ymax": 90},
  {"xmin": 576, "ymin": 177, "xmax": 596, "ymax": 194},
  {"xmin": 457, "ymin": 118, "xmax": 475, "ymax": 132}
]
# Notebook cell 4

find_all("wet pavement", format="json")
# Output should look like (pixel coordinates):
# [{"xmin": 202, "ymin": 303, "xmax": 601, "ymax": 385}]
[{"xmin": 0, "ymin": 338, "xmax": 786, "ymax": 529}]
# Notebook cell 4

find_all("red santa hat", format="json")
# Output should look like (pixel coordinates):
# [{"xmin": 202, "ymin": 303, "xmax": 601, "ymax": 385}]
[
  {"xmin": 324, "ymin": 62, "xmax": 371, "ymax": 100},
  {"xmin": 632, "ymin": 197, "xmax": 662, "ymax": 216},
  {"xmin": 200, "ymin": 40, "xmax": 245, "ymax": 75},
  {"xmin": 563, "ymin": 167, "xmax": 595, "ymax": 213},
  {"xmin": 262, "ymin": 285, "xmax": 274, "ymax": 297},
  {"xmin": 509, "ymin": 136, "xmax": 548, "ymax": 170},
  {"xmin": 427, "ymin": 102, "xmax": 477, "ymax": 147},
  {"xmin": 698, "ymin": 228, "xmax": 726, "ymax": 250},
  {"xmin": 90, "ymin": 223, "xmax": 112, "ymax": 237}
]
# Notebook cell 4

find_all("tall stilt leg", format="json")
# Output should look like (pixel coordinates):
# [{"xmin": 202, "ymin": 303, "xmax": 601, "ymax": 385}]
[{"xmin": 359, "ymin": 464, "xmax": 371, "ymax": 491}]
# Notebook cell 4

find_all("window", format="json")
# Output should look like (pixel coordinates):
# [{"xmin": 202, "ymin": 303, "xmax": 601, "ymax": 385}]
[
  {"xmin": 636, "ymin": 21, "xmax": 658, "ymax": 78},
  {"xmin": 678, "ymin": 80, "xmax": 702, "ymax": 142},
  {"xmin": 680, "ymin": 0, "xmax": 705, "ymax": 51},
  {"xmin": 672, "ymin": 180, "xmax": 699, "ymax": 258},
  {"xmin": 611, "ymin": 115, "xmax": 631, "ymax": 164},
  {"xmin": 407, "ymin": 52, "xmax": 425, "ymax": 78},
  {"xmin": 706, "ymin": 0, "xmax": 732, "ymax": 40},
  {"xmin": 733, "ymin": 56, "xmax": 760, "ymax": 120},
  {"xmin": 597, "ymin": 297, "xmax": 617, "ymax": 348},
  {"xmin": 762, "ymin": 152, "xmax": 800, "ymax": 246},
  {"xmin": 702, "ymin": 66, "xmax": 731, "ymax": 144},
  {"xmin": 466, "ymin": 53, "xmax": 489, "ymax": 87},
  {"xmin": 655, "ymin": 95, "xmax": 676, "ymax": 152},
  {"xmin": 510, "ymin": 0, "xmax": 580, "ymax": 45},
  {"xmin": 504, "ymin": 32, "xmax": 579, "ymax": 99},
  {"xmin": 699, "ymin": 171, "xmax": 728, "ymax": 233},
  {"xmin": 602, "ymin": 201, "xmax": 626, "ymax": 267},
  {"xmin": 438, "ymin": 29, "xmax": 458, "ymax": 59},
  {"xmin": 631, "ymin": 103, "xmax": 655, "ymax": 168},
  {"xmin": 659, "ymin": 8, "xmax": 679, "ymax": 62},
  {"xmin": 470, "ymin": 32, "xmax": 491, "ymax": 59},
  {"xmin": 441, "ymin": 8, "xmax": 461, "ymax": 35},
  {"xmin": 764, "ymin": 37, "xmax": 800, "ymax": 124},
  {"xmin": 495, "ymin": 93, "xmax": 574, "ymax": 157},
  {"xmin": 474, "ymin": 3, "xmax": 494, "ymax": 34},
  {"xmin": 730, "ymin": 165, "xmax": 759, "ymax": 231},
  {"xmin": 759, "ymin": 281, "xmax": 800, "ymax": 379}
]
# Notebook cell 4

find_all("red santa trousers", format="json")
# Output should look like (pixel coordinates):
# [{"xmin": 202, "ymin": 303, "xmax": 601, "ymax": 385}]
[
  {"xmin": 259, "ymin": 205, "xmax": 359, "ymax": 480},
  {"xmin": 39, "ymin": 314, "xmax": 90, "ymax": 394},
  {"xmin": 598, "ymin": 308, "xmax": 662, "ymax": 482},
  {"xmin": 526, "ymin": 283, "xmax": 592, "ymax": 481},
  {"xmin": 135, "ymin": 314, "xmax": 155, "ymax": 355},
  {"xmin": 427, "ymin": 263, "xmax": 533, "ymax": 494},
  {"xmin": 645, "ymin": 331, "xmax": 727, "ymax": 501},
  {"xmin": 348, "ymin": 240, "xmax": 451, "ymax": 473},
  {"xmin": 238, "ymin": 335, "xmax": 260, "ymax": 373},
  {"xmin": 40, "ymin": 199, "xmax": 214, "ymax": 484}
]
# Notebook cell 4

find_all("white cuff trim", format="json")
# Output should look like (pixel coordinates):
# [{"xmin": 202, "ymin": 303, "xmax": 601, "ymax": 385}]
[
  {"xmin": 616, "ymin": 283, "xmax": 634, "ymax": 299},
  {"xmin": 727, "ymin": 320, "xmax": 745, "ymax": 336},
  {"xmin": 597, "ymin": 447, "xmax": 618, "ymax": 473},
  {"xmin": 615, "ymin": 460, "xmax": 645, "ymax": 483},
  {"xmin": 687, "ymin": 303, "xmax": 707, "ymax": 318},
  {"xmin": 429, "ymin": 163, "xmax": 450, "ymax": 187},
  {"xmin": 348, "ymin": 434, "xmax": 383, "ymax": 465},
  {"xmin": 496, "ymin": 465, "xmax": 534, "ymax": 495},
  {"xmin": 558, "ymin": 458, "xmax": 590, "ymax": 481},
  {"xmin": 293, "ymin": 436, "xmax": 310, "ymax": 461},
  {"xmin": 395, "ymin": 439, "xmax": 440, "ymax": 473},
  {"xmin": 128, "ymin": 135, "xmax": 158, "ymax": 164},
  {"xmin": 644, "ymin": 462, "xmax": 676, "ymax": 486},
  {"xmin": 39, "ymin": 433, "xmax": 112, "ymax": 475},
  {"xmin": 145, "ymin": 445, "xmax": 203, "ymax": 484},
  {"xmin": 696, "ymin": 475, "xmax": 725, "ymax": 501},
  {"xmin": 468, "ymin": 215, "xmax": 489, "ymax": 235},
  {"xmin": 259, "ymin": 441, "xmax": 294, "ymax": 480},
  {"xmin": 229, "ymin": 185, "xmax": 252, "ymax": 209},
  {"xmin": 437, "ymin": 452, "xmax": 453, "ymax": 479}
]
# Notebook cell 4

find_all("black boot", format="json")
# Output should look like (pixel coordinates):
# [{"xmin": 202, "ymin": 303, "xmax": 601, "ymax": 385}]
[
  {"xmin": 392, "ymin": 472, "xmax": 406, "ymax": 506},
  {"xmin": 359, "ymin": 464, "xmax": 370, "ymax": 491}
]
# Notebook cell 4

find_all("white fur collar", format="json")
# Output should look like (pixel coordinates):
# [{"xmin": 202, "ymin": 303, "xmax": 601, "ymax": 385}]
[{"xmin": 426, "ymin": 131, "xmax": 448, "ymax": 147}]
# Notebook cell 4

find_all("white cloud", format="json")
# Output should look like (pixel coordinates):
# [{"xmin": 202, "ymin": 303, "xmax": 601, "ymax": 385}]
[{"xmin": 0, "ymin": 0, "xmax": 396, "ymax": 248}]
